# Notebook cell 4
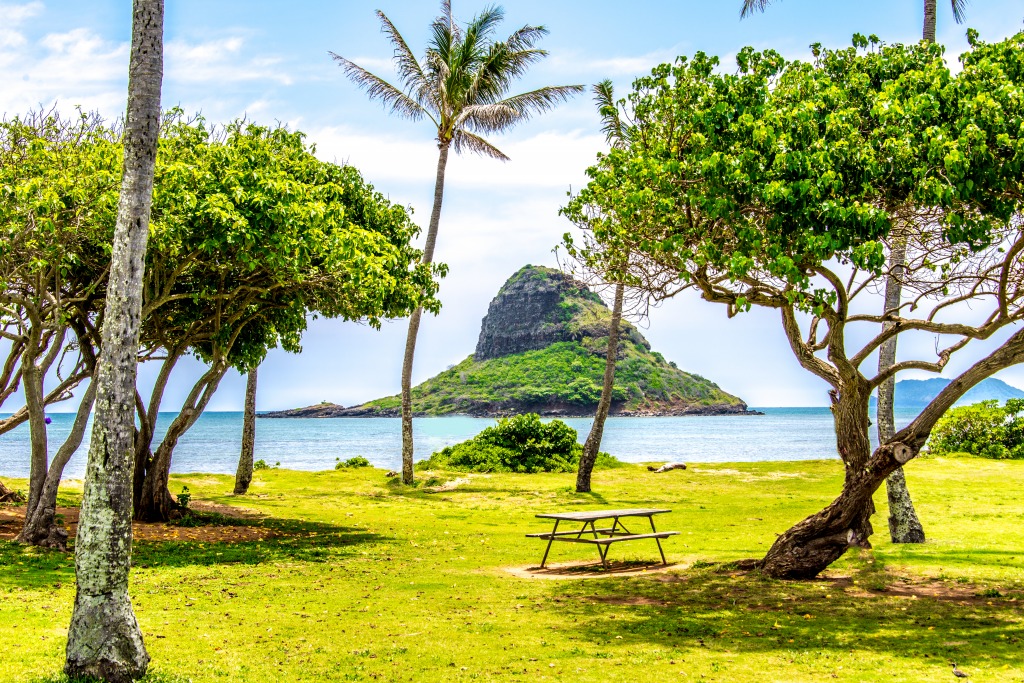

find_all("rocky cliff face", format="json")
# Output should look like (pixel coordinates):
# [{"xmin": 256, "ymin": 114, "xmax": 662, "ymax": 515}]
[{"xmin": 475, "ymin": 266, "xmax": 602, "ymax": 360}]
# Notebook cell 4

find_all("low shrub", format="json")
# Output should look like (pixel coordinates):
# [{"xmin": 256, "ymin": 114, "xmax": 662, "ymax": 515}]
[
  {"xmin": 253, "ymin": 459, "xmax": 270, "ymax": 470},
  {"xmin": 418, "ymin": 413, "xmax": 622, "ymax": 473},
  {"xmin": 928, "ymin": 399, "xmax": 1024, "ymax": 459},
  {"xmin": 335, "ymin": 456, "xmax": 372, "ymax": 469}
]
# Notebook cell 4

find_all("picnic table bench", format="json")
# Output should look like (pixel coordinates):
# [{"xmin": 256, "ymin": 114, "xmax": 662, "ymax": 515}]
[{"xmin": 527, "ymin": 508, "xmax": 678, "ymax": 568}]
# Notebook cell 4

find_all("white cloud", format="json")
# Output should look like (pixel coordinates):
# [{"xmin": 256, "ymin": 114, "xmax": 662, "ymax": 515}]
[
  {"xmin": 307, "ymin": 124, "xmax": 602, "ymax": 190},
  {"xmin": 165, "ymin": 36, "xmax": 294, "ymax": 85}
]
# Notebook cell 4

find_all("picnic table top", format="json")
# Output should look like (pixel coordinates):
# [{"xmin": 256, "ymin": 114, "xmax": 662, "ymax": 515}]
[{"xmin": 535, "ymin": 508, "xmax": 671, "ymax": 522}]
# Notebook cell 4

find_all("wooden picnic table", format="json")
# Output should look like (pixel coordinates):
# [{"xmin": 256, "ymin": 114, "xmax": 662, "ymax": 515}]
[{"xmin": 527, "ymin": 508, "xmax": 678, "ymax": 568}]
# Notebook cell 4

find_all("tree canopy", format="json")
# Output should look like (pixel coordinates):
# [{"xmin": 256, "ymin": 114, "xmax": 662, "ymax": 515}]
[{"xmin": 567, "ymin": 31, "xmax": 1024, "ymax": 577}]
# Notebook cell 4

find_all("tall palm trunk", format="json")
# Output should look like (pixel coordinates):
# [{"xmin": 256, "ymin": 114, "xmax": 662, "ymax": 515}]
[
  {"xmin": 923, "ymin": 0, "xmax": 937, "ymax": 41},
  {"xmin": 878, "ymin": 7, "xmax": 940, "ymax": 544},
  {"xmin": 234, "ymin": 368, "xmax": 258, "ymax": 495},
  {"xmin": 400, "ymin": 143, "xmax": 449, "ymax": 484},
  {"xmin": 576, "ymin": 282, "xmax": 624, "ymax": 493},
  {"xmin": 879, "ymin": 237, "xmax": 926, "ymax": 543},
  {"xmin": 64, "ymin": 1, "xmax": 162, "ymax": 680}
]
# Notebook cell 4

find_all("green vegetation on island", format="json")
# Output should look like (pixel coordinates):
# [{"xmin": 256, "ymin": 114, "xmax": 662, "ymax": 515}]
[{"xmin": 347, "ymin": 266, "xmax": 750, "ymax": 417}]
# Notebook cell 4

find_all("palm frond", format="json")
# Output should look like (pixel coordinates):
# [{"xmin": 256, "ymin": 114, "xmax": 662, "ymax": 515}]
[
  {"xmin": 950, "ymin": 0, "xmax": 969, "ymax": 24},
  {"xmin": 740, "ymin": 0, "xmax": 779, "ymax": 18},
  {"xmin": 330, "ymin": 53, "xmax": 428, "ymax": 122},
  {"xmin": 505, "ymin": 24, "xmax": 549, "ymax": 52},
  {"xmin": 375, "ymin": 10, "xmax": 432, "ymax": 108},
  {"xmin": 455, "ymin": 103, "xmax": 518, "ymax": 133},
  {"xmin": 593, "ymin": 80, "xmax": 626, "ymax": 147},
  {"xmin": 492, "ymin": 85, "xmax": 585, "ymax": 127},
  {"xmin": 451, "ymin": 129, "xmax": 509, "ymax": 160},
  {"xmin": 462, "ymin": 43, "xmax": 548, "ymax": 108}
]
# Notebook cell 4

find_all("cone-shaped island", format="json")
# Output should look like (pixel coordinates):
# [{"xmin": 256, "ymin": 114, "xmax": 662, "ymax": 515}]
[{"xmin": 263, "ymin": 265, "xmax": 758, "ymax": 418}]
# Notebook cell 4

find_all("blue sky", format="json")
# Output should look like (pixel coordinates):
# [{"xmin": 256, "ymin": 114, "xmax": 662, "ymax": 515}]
[{"xmin": 2, "ymin": 0, "xmax": 1023, "ymax": 410}]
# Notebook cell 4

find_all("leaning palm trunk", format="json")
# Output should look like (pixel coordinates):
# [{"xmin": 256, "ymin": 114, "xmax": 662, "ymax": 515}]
[
  {"xmin": 234, "ymin": 368, "xmax": 259, "ymax": 495},
  {"xmin": 400, "ymin": 144, "xmax": 449, "ymax": 484},
  {"xmin": 878, "ymin": 238, "xmax": 926, "ymax": 543},
  {"xmin": 576, "ymin": 282, "xmax": 624, "ymax": 493},
  {"xmin": 64, "ymin": 0, "xmax": 162, "ymax": 679}
]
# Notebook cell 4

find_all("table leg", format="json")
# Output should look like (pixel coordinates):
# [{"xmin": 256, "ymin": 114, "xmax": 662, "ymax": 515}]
[
  {"xmin": 541, "ymin": 519, "xmax": 560, "ymax": 568},
  {"xmin": 649, "ymin": 516, "xmax": 668, "ymax": 565},
  {"xmin": 598, "ymin": 543, "xmax": 609, "ymax": 568}
]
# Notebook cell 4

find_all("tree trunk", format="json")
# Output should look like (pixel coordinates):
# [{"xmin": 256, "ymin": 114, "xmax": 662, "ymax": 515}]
[
  {"xmin": 18, "ymin": 380, "xmax": 97, "ymax": 550},
  {"xmin": 760, "ymin": 385, "xmax": 878, "ymax": 578},
  {"xmin": 135, "ymin": 361, "xmax": 227, "ymax": 521},
  {"xmin": 878, "ymin": 238, "xmax": 926, "ymax": 544},
  {"xmin": 234, "ymin": 368, "xmax": 258, "ymax": 495},
  {"xmin": 923, "ymin": 0, "xmax": 937, "ymax": 42},
  {"xmin": 21, "ymin": 337, "xmax": 49, "ymax": 518},
  {"xmin": 65, "ymin": 1, "xmax": 162, "ymax": 680},
  {"xmin": 399, "ymin": 143, "xmax": 449, "ymax": 485},
  {"xmin": 576, "ymin": 282, "xmax": 623, "ymax": 493}
]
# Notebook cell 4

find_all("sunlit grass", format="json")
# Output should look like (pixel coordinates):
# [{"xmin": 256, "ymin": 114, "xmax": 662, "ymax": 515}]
[{"xmin": 1, "ymin": 457, "xmax": 1022, "ymax": 682}]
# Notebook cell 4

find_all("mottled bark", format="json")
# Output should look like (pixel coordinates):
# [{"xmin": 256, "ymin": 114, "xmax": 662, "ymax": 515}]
[
  {"xmin": 65, "ymin": 0, "xmax": 162, "ymax": 679},
  {"xmin": 400, "ymin": 143, "xmax": 449, "ymax": 484},
  {"xmin": 18, "ymin": 380, "xmax": 97, "ymax": 550},
  {"xmin": 234, "ymin": 368, "xmax": 258, "ymax": 495},
  {"xmin": 878, "ymin": 238, "xmax": 926, "ymax": 543},
  {"xmin": 576, "ymin": 282, "xmax": 623, "ymax": 493},
  {"xmin": 923, "ymin": 0, "xmax": 937, "ymax": 42}
]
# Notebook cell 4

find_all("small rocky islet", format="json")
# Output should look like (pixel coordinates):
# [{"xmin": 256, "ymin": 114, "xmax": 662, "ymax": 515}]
[{"xmin": 261, "ymin": 265, "xmax": 760, "ymax": 419}]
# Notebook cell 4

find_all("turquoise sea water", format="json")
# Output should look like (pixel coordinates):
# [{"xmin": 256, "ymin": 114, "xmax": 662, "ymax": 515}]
[{"xmin": 0, "ymin": 407, "xmax": 921, "ymax": 479}]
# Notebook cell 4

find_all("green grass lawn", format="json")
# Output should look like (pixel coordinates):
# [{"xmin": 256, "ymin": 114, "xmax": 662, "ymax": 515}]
[{"xmin": 1, "ymin": 457, "xmax": 1022, "ymax": 682}]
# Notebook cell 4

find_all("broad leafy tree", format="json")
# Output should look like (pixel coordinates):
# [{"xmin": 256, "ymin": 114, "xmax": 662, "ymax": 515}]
[
  {"xmin": 332, "ymin": 1, "xmax": 583, "ymax": 483},
  {"xmin": 570, "ymin": 33, "xmax": 1024, "ymax": 578},
  {"xmin": 0, "ymin": 111, "xmax": 114, "ymax": 547},
  {"xmin": 131, "ymin": 118, "xmax": 438, "ymax": 521},
  {"xmin": 740, "ymin": 0, "xmax": 970, "ymax": 544},
  {"xmin": 65, "ymin": 0, "xmax": 163, "ymax": 678}
]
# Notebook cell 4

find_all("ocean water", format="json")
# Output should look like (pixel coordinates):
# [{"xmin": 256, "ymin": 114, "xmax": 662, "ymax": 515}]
[{"xmin": 0, "ymin": 407, "xmax": 921, "ymax": 479}]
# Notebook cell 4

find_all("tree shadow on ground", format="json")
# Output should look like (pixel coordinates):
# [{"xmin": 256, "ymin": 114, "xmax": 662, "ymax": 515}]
[
  {"xmin": 0, "ymin": 516, "xmax": 388, "ymax": 590},
  {"xmin": 549, "ymin": 560, "xmax": 1024, "ymax": 670}
]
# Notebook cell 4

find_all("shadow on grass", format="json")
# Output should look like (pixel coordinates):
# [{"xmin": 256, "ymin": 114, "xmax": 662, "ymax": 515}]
[
  {"xmin": 549, "ymin": 561, "xmax": 1024, "ymax": 668},
  {"xmin": 32, "ymin": 673, "xmax": 190, "ymax": 683},
  {"xmin": 0, "ymin": 517, "xmax": 389, "ymax": 590}
]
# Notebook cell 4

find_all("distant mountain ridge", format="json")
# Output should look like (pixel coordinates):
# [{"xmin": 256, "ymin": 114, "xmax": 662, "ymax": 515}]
[{"xmin": 871, "ymin": 377, "xmax": 1024, "ymax": 409}]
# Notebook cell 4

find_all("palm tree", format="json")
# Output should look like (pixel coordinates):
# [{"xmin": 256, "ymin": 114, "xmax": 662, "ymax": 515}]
[
  {"xmin": 741, "ymin": 0, "xmax": 968, "ymax": 544},
  {"xmin": 740, "ymin": 0, "xmax": 968, "ymax": 39},
  {"xmin": 332, "ymin": 1, "xmax": 583, "ymax": 484},
  {"xmin": 576, "ymin": 80, "xmax": 629, "ymax": 493},
  {"xmin": 64, "ymin": 0, "xmax": 163, "ymax": 679},
  {"xmin": 234, "ymin": 367, "xmax": 258, "ymax": 495}
]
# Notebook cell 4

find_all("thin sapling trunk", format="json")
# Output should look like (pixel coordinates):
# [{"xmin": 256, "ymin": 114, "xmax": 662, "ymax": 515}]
[{"xmin": 576, "ymin": 282, "xmax": 624, "ymax": 493}]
